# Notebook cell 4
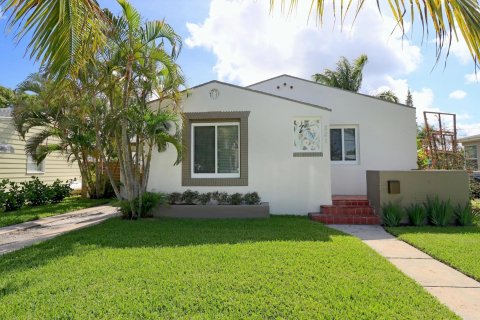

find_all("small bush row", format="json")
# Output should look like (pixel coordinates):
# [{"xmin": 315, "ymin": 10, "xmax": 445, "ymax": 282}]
[
  {"xmin": 0, "ymin": 177, "xmax": 72, "ymax": 212},
  {"xmin": 382, "ymin": 196, "xmax": 477, "ymax": 227},
  {"xmin": 168, "ymin": 190, "xmax": 261, "ymax": 206}
]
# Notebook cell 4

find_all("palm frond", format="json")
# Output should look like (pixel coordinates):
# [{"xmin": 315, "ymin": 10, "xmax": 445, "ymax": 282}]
[
  {"xmin": 271, "ymin": 0, "xmax": 480, "ymax": 68},
  {"xmin": 0, "ymin": 0, "xmax": 109, "ymax": 78}
]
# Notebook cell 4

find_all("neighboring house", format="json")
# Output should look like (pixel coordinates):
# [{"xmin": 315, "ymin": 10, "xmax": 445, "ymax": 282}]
[
  {"xmin": 0, "ymin": 107, "xmax": 82, "ymax": 186},
  {"xmin": 148, "ymin": 75, "xmax": 417, "ymax": 214},
  {"xmin": 459, "ymin": 134, "xmax": 480, "ymax": 171}
]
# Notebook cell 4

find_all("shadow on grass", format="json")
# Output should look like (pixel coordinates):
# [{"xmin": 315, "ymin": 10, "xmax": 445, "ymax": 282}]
[
  {"xmin": 0, "ymin": 216, "xmax": 343, "ymax": 274},
  {"xmin": 0, "ymin": 197, "xmax": 111, "ymax": 228}
]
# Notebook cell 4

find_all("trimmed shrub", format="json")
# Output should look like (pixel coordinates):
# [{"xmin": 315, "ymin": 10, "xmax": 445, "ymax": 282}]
[
  {"xmin": 168, "ymin": 192, "xmax": 182, "ymax": 205},
  {"xmin": 49, "ymin": 179, "xmax": 72, "ymax": 203},
  {"xmin": 406, "ymin": 204, "xmax": 426, "ymax": 226},
  {"xmin": 228, "ymin": 193, "xmax": 243, "ymax": 205},
  {"xmin": 382, "ymin": 202, "xmax": 403, "ymax": 227},
  {"xmin": 198, "ymin": 193, "xmax": 211, "ymax": 205},
  {"xmin": 425, "ymin": 196, "xmax": 453, "ymax": 226},
  {"xmin": 21, "ymin": 177, "xmax": 50, "ymax": 206},
  {"xmin": 120, "ymin": 192, "xmax": 167, "ymax": 219},
  {"xmin": 3, "ymin": 181, "xmax": 25, "ymax": 212},
  {"xmin": 212, "ymin": 191, "xmax": 229, "ymax": 205},
  {"xmin": 243, "ymin": 192, "xmax": 261, "ymax": 205},
  {"xmin": 182, "ymin": 189, "xmax": 199, "ymax": 205},
  {"xmin": 454, "ymin": 203, "xmax": 476, "ymax": 226},
  {"xmin": 469, "ymin": 178, "xmax": 480, "ymax": 200}
]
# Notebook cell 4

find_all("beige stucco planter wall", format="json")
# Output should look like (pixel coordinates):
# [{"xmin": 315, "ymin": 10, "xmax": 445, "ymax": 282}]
[
  {"xmin": 152, "ymin": 202, "xmax": 270, "ymax": 219},
  {"xmin": 367, "ymin": 170, "xmax": 469, "ymax": 218}
]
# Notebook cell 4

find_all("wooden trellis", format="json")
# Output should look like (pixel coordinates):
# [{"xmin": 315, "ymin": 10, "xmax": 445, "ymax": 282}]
[{"xmin": 423, "ymin": 111, "xmax": 462, "ymax": 169}]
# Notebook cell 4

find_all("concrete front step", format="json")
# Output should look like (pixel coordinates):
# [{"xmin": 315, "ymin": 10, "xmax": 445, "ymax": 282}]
[
  {"xmin": 309, "ymin": 213, "xmax": 381, "ymax": 225},
  {"xmin": 321, "ymin": 205, "xmax": 375, "ymax": 216}
]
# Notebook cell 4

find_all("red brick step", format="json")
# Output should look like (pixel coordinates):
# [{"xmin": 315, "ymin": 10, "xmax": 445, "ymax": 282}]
[
  {"xmin": 309, "ymin": 213, "xmax": 381, "ymax": 225},
  {"xmin": 310, "ymin": 195, "xmax": 381, "ymax": 225}
]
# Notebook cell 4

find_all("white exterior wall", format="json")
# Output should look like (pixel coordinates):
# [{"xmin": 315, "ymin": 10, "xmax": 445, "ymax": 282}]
[
  {"xmin": 249, "ymin": 75, "xmax": 417, "ymax": 195},
  {"xmin": 148, "ymin": 82, "xmax": 332, "ymax": 214}
]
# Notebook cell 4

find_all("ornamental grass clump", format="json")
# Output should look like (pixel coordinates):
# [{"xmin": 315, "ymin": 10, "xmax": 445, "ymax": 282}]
[
  {"xmin": 406, "ymin": 203, "xmax": 426, "ymax": 226},
  {"xmin": 425, "ymin": 196, "xmax": 453, "ymax": 227},
  {"xmin": 454, "ymin": 203, "xmax": 476, "ymax": 226},
  {"xmin": 382, "ymin": 202, "xmax": 404, "ymax": 227}
]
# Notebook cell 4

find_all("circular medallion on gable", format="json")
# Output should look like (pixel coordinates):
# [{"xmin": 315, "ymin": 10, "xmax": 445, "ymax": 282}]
[{"xmin": 209, "ymin": 88, "xmax": 220, "ymax": 100}]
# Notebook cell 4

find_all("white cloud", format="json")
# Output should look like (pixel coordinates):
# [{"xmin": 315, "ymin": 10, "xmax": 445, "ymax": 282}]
[
  {"xmin": 465, "ymin": 73, "xmax": 479, "ymax": 84},
  {"xmin": 458, "ymin": 123, "xmax": 480, "ymax": 137},
  {"xmin": 449, "ymin": 37, "xmax": 472, "ymax": 65},
  {"xmin": 449, "ymin": 90, "xmax": 467, "ymax": 100},
  {"xmin": 186, "ymin": 0, "xmax": 422, "ymax": 87}
]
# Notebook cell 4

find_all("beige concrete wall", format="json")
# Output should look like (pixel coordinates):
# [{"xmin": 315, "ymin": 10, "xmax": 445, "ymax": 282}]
[
  {"xmin": 367, "ymin": 170, "xmax": 469, "ymax": 215},
  {"xmin": 0, "ymin": 118, "xmax": 81, "ymax": 185},
  {"xmin": 250, "ymin": 75, "xmax": 417, "ymax": 195}
]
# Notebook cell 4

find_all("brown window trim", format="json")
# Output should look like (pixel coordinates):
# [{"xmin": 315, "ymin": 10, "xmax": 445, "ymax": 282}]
[{"xmin": 182, "ymin": 111, "xmax": 249, "ymax": 186}]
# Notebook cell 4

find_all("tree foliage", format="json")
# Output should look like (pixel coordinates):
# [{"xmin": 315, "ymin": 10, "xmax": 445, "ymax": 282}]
[
  {"xmin": 312, "ymin": 54, "xmax": 368, "ymax": 92},
  {"xmin": 12, "ymin": 1, "xmax": 185, "ymax": 218},
  {"xmin": 376, "ymin": 90, "xmax": 400, "ymax": 103},
  {"xmin": 405, "ymin": 89, "xmax": 414, "ymax": 107},
  {"xmin": 0, "ymin": 86, "xmax": 14, "ymax": 108}
]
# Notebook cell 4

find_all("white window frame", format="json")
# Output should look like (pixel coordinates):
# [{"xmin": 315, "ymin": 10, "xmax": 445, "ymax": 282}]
[
  {"xmin": 465, "ymin": 145, "xmax": 478, "ymax": 171},
  {"xmin": 330, "ymin": 126, "xmax": 359, "ymax": 164},
  {"xmin": 26, "ymin": 154, "xmax": 45, "ymax": 174},
  {"xmin": 191, "ymin": 122, "xmax": 240, "ymax": 178}
]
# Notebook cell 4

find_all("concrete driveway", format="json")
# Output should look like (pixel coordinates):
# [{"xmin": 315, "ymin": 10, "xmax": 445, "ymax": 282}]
[{"xmin": 0, "ymin": 205, "xmax": 119, "ymax": 255}]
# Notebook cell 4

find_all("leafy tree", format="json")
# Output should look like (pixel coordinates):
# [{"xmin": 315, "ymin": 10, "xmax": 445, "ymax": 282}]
[
  {"xmin": 312, "ymin": 54, "xmax": 368, "ymax": 92},
  {"xmin": 271, "ymin": 1, "xmax": 480, "ymax": 68},
  {"xmin": 405, "ymin": 89, "xmax": 414, "ymax": 107},
  {"xmin": 0, "ymin": 86, "xmax": 14, "ymax": 108},
  {"xmin": 13, "ymin": 73, "xmax": 111, "ymax": 199},
  {"xmin": 94, "ymin": 0, "xmax": 184, "ymax": 217},
  {"xmin": 376, "ymin": 90, "xmax": 399, "ymax": 103},
  {"xmin": 11, "ymin": 1, "xmax": 185, "ymax": 217}
]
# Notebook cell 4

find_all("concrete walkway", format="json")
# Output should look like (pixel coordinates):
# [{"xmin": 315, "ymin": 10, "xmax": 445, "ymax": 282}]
[
  {"xmin": 0, "ymin": 205, "xmax": 119, "ymax": 255},
  {"xmin": 330, "ymin": 225, "xmax": 480, "ymax": 320}
]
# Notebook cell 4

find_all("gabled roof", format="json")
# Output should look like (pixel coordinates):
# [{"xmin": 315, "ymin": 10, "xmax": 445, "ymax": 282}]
[
  {"xmin": 247, "ymin": 74, "xmax": 416, "ymax": 110},
  {"xmin": 458, "ymin": 134, "xmax": 480, "ymax": 143},
  {"xmin": 0, "ymin": 107, "xmax": 13, "ymax": 118},
  {"xmin": 182, "ymin": 80, "xmax": 331, "ymax": 112}
]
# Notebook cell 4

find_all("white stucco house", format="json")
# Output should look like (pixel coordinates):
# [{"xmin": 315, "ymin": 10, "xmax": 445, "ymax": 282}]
[{"xmin": 148, "ymin": 75, "xmax": 417, "ymax": 215}]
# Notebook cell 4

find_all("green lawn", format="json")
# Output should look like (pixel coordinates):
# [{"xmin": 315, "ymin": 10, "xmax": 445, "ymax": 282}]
[
  {"xmin": 388, "ymin": 226, "xmax": 480, "ymax": 282},
  {"xmin": 0, "ymin": 217, "xmax": 456, "ymax": 319},
  {"xmin": 0, "ymin": 196, "xmax": 111, "ymax": 228}
]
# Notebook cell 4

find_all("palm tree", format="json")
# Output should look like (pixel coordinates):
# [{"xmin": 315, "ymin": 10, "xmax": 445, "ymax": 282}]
[
  {"xmin": 270, "ymin": 1, "xmax": 480, "ymax": 68},
  {"xmin": 92, "ymin": 0, "xmax": 184, "ymax": 217},
  {"xmin": 376, "ymin": 90, "xmax": 400, "ymax": 103},
  {"xmin": 13, "ymin": 73, "xmax": 111, "ymax": 199},
  {"xmin": 313, "ymin": 54, "xmax": 368, "ymax": 92}
]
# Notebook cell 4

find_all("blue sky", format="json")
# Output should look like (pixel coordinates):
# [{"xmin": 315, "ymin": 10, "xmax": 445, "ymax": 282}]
[{"xmin": 1, "ymin": 0, "xmax": 479, "ymax": 136}]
